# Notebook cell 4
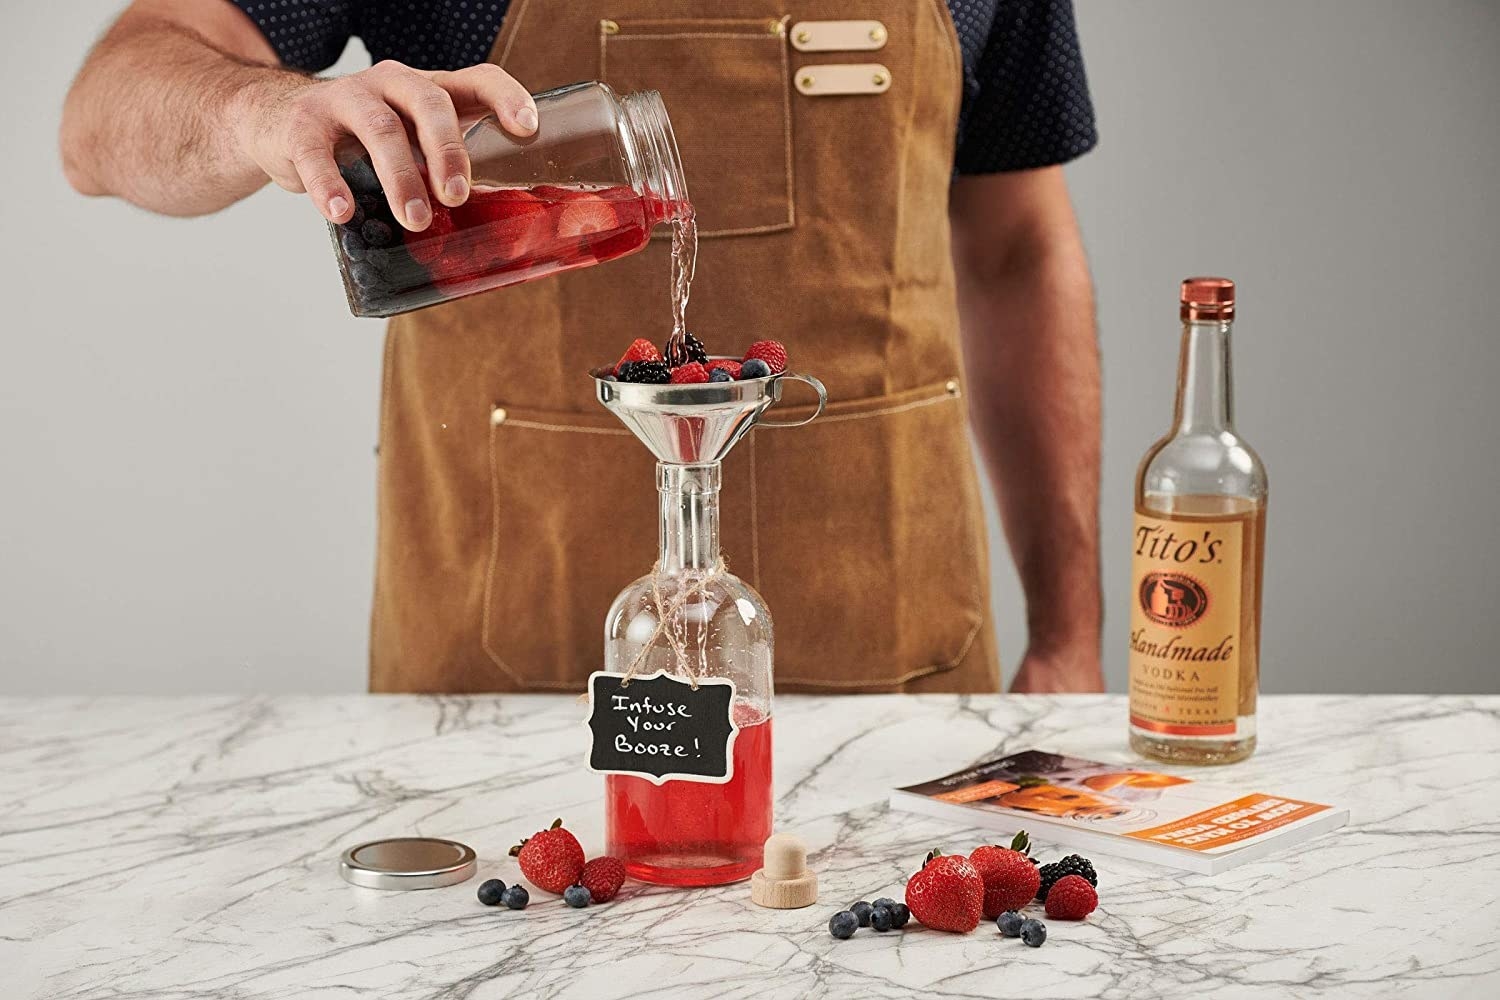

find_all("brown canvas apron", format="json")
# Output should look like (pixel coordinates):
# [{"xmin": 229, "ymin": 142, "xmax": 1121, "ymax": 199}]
[{"xmin": 369, "ymin": 0, "xmax": 1000, "ymax": 693}]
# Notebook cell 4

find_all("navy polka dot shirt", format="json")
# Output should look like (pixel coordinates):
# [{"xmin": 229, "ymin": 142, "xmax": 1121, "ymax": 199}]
[{"xmin": 231, "ymin": 0, "xmax": 1096, "ymax": 174}]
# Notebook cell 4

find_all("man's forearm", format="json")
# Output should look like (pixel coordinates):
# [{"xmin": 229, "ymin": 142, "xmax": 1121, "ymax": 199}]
[
  {"xmin": 60, "ymin": 15, "xmax": 299, "ymax": 215},
  {"xmin": 956, "ymin": 241, "xmax": 1102, "ymax": 660}
]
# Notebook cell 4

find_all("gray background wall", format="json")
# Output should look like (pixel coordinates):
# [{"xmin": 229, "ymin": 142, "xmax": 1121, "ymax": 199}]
[{"xmin": 2, "ymin": 1, "xmax": 1496, "ymax": 695}]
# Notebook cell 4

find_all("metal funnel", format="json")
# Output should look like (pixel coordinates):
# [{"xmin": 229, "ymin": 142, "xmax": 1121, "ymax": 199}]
[{"xmin": 593, "ymin": 362, "xmax": 827, "ymax": 465}]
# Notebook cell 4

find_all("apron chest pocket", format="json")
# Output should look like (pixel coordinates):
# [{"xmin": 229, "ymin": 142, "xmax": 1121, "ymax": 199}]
[{"xmin": 600, "ymin": 17, "xmax": 794, "ymax": 238}]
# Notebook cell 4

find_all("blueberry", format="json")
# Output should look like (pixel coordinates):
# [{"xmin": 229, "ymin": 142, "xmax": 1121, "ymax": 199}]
[
  {"xmin": 740, "ymin": 358, "xmax": 772, "ymax": 379},
  {"xmin": 709, "ymin": 368, "xmax": 733, "ymax": 383},
  {"xmin": 563, "ymin": 884, "xmax": 591, "ymax": 908},
  {"xmin": 849, "ymin": 901, "xmax": 873, "ymax": 927},
  {"xmin": 996, "ymin": 910, "xmax": 1025, "ymax": 937},
  {"xmin": 891, "ymin": 903, "xmax": 910, "ymax": 928},
  {"xmin": 869, "ymin": 905, "xmax": 895, "ymax": 932},
  {"xmin": 357, "ymin": 192, "xmax": 390, "ymax": 221},
  {"xmin": 476, "ymin": 878, "xmax": 506, "ymax": 906},
  {"xmin": 341, "ymin": 158, "xmax": 382, "ymax": 196},
  {"xmin": 345, "ymin": 201, "xmax": 367, "ymax": 230},
  {"xmin": 500, "ymin": 884, "xmax": 529, "ymax": 910},
  {"xmin": 872, "ymin": 897, "xmax": 897, "ymax": 910},
  {"xmin": 828, "ymin": 910, "xmax": 858, "ymax": 940},
  {"xmin": 340, "ymin": 228, "xmax": 368, "ymax": 262},
  {"xmin": 1020, "ymin": 918, "xmax": 1047, "ymax": 947},
  {"xmin": 361, "ymin": 219, "xmax": 396, "ymax": 248},
  {"xmin": 348, "ymin": 262, "xmax": 382, "ymax": 289}
]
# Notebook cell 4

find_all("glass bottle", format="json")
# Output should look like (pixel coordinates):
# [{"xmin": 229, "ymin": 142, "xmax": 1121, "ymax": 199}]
[
  {"xmin": 603, "ymin": 462, "xmax": 774, "ymax": 886},
  {"xmin": 1129, "ymin": 277, "xmax": 1267, "ymax": 765},
  {"xmin": 330, "ymin": 81, "xmax": 689, "ymax": 317}
]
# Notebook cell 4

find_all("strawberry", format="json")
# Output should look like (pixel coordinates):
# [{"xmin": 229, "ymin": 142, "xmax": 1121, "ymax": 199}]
[
  {"xmin": 508, "ymin": 818, "xmax": 584, "ymax": 895},
  {"xmin": 742, "ymin": 340, "xmax": 789, "ymax": 375},
  {"xmin": 1044, "ymin": 874, "xmax": 1098, "ymax": 920},
  {"xmin": 579, "ymin": 856, "xmax": 626, "ymax": 903},
  {"xmin": 706, "ymin": 359, "xmax": 743, "ymax": 379},
  {"xmin": 669, "ymin": 362, "xmax": 710, "ymax": 384},
  {"xmin": 556, "ymin": 197, "xmax": 621, "ymax": 240},
  {"xmin": 403, "ymin": 201, "xmax": 455, "ymax": 265},
  {"xmin": 904, "ymin": 849, "xmax": 984, "ymax": 933},
  {"xmin": 616, "ymin": 338, "xmax": 663, "ymax": 374},
  {"xmin": 969, "ymin": 830, "xmax": 1042, "ymax": 918}
]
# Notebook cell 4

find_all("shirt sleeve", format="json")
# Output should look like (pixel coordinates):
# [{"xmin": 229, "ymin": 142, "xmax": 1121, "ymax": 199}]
[
  {"xmin": 954, "ymin": 0, "xmax": 1098, "ymax": 175},
  {"xmin": 228, "ymin": 1, "xmax": 360, "ymax": 73}
]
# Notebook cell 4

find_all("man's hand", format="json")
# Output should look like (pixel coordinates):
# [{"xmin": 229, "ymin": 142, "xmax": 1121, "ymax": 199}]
[
  {"xmin": 235, "ymin": 61, "xmax": 537, "ymax": 231},
  {"xmin": 950, "ymin": 168, "xmax": 1104, "ymax": 694},
  {"xmin": 61, "ymin": 0, "xmax": 536, "ymax": 229}
]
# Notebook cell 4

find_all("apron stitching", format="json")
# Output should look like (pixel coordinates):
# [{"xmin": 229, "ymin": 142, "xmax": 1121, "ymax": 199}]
[
  {"xmin": 501, "ymin": 419, "xmax": 632, "ymax": 435},
  {"xmin": 684, "ymin": 221, "xmax": 794, "ymax": 239},
  {"xmin": 479, "ymin": 417, "xmax": 528, "ymax": 686},
  {"xmin": 610, "ymin": 32, "xmax": 783, "ymax": 41},
  {"xmin": 778, "ymin": 15, "xmax": 795, "ymax": 230},
  {"xmin": 495, "ymin": 0, "xmax": 531, "ymax": 68},
  {"xmin": 369, "ymin": 329, "xmax": 398, "ymax": 676},
  {"xmin": 808, "ymin": 387, "xmax": 960, "ymax": 425}
]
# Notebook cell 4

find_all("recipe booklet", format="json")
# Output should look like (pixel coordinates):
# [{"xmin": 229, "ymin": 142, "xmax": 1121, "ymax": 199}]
[{"xmin": 890, "ymin": 749, "xmax": 1348, "ymax": 875}]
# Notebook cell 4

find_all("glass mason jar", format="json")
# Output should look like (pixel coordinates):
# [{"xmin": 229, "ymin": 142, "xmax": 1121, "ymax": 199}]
[
  {"xmin": 603, "ymin": 463, "xmax": 774, "ymax": 886},
  {"xmin": 330, "ymin": 81, "xmax": 688, "ymax": 317}
]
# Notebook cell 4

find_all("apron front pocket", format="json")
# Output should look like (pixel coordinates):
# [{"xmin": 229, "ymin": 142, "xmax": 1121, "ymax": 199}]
[
  {"xmin": 751, "ymin": 379, "xmax": 989, "ymax": 689},
  {"xmin": 600, "ymin": 16, "xmax": 794, "ymax": 238},
  {"xmin": 483, "ymin": 404, "xmax": 652, "ymax": 689}
]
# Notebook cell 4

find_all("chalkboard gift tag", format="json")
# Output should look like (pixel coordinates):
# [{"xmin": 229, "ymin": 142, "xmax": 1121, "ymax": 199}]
[{"xmin": 585, "ymin": 671, "xmax": 739, "ymax": 785}]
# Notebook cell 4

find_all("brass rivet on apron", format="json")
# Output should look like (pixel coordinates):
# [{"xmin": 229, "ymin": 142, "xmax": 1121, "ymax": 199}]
[
  {"xmin": 869, "ymin": 25, "xmax": 888, "ymax": 44},
  {"xmin": 945, "ymin": 379, "xmax": 960, "ymax": 396},
  {"xmin": 872, "ymin": 71, "xmax": 888, "ymax": 87},
  {"xmin": 769, "ymin": 19, "xmax": 786, "ymax": 36},
  {"xmin": 794, "ymin": 29, "xmax": 810, "ymax": 43},
  {"xmin": 799, "ymin": 74, "xmax": 816, "ymax": 89},
  {"xmin": 600, "ymin": 19, "xmax": 620, "ymax": 35},
  {"xmin": 491, "ymin": 407, "xmax": 508, "ymax": 425}
]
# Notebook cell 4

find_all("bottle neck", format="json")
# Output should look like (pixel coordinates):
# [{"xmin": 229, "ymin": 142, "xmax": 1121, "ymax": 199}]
[
  {"xmin": 658, "ymin": 463, "xmax": 720, "ymax": 573},
  {"xmin": 1173, "ymin": 319, "xmax": 1235, "ymax": 434},
  {"xmin": 620, "ymin": 90, "xmax": 689, "ymax": 221}
]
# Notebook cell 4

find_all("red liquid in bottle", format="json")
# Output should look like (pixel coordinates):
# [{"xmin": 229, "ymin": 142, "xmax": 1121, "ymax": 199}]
[{"xmin": 605, "ymin": 706, "xmax": 773, "ymax": 886}]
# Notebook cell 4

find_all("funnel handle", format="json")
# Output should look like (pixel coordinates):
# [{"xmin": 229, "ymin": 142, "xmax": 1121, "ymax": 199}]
[{"xmin": 758, "ymin": 373, "xmax": 827, "ymax": 429}]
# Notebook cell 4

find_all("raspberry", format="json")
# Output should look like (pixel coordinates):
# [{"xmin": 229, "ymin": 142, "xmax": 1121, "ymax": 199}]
[
  {"xmin": 669, "ymin": 362, "xmax": 710, "ymax": 384},
  {"xmin": 579, "ymin": 856, "xmax": 626, "ymax": 903},
  {"xmin": 615, "ymin": 338, "xmax": 662, "ymax": 374},
  {"xmin": 743, "ymin": 340, "xmax": 788, "ymax": 374},
  {"xmin": 1043, "ymin": 874, "xmax": 1098, "ymax": 920},
  {"xmin": 706, "ymin": 359, "xmax": 742, "ymax": 379}
]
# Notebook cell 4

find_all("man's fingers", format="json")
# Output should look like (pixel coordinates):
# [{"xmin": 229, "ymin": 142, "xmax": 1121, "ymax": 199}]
[
  {"xmin": 375, "ymin": 70, "xmax": 470, "ymax": 207},
  {"xmin": 287, "ymin": 127, "xmax": 354, "ymax": 223},
  {"xmin": 339, "ymin": 92, "xmax": 431, "ymax": 230},
  {"xmin": 431, "ymin": 65, "xmax": 537, "ymax": 137}
]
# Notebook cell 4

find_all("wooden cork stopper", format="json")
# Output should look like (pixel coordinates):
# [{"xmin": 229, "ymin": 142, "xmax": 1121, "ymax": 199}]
[{"xmin": 750, "ymin": 833, "xmax": 818, "ymax": 909}]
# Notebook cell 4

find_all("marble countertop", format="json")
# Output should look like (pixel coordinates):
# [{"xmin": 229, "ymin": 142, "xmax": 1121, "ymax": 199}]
[{"xmin": 4, "ymin": 694, "xmax": 1497, "ymax": 999}]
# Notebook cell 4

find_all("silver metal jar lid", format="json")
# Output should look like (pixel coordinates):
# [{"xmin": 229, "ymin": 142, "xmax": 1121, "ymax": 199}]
[{"xmin": 339, "ymin": 837, "xmax": 477, "ymax": 890}]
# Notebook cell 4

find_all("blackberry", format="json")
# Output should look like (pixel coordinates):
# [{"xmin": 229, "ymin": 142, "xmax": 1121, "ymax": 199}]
[
  {"xmin": 1037, "ymin": 855, "xmax": 1097, "ymax": 901},
  {"xmin": 665, "ymin": 331, "xmax": 708, "ymax": 367},
  {"xmin": 621, "ymin": 360, "xmax": 670, "ymax": 384}
]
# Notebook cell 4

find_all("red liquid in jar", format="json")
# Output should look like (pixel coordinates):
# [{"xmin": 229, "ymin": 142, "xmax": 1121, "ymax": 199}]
[
  {"xmin": 346, "ymin": 183, "xmax": 682, "ymax": 316},
  {"xmin": 606, "ymin": 706, "xmax": 773, "ymax": 886}
]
